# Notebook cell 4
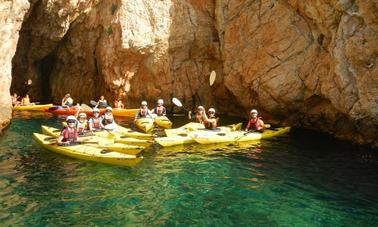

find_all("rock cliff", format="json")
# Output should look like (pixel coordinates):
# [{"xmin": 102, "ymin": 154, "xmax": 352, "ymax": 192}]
[
  {"xmin": 0, "ymin": 0, "xmax": 29, "ymax": 130},
  {"xmin": 3, "ymin": 0, "xmax": 378, "ymax": 146}
]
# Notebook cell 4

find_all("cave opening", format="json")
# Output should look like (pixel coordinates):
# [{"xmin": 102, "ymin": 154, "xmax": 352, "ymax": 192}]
[{"xmin": 35, "ymin": 52, "xmax": 56, "ymax": 102}]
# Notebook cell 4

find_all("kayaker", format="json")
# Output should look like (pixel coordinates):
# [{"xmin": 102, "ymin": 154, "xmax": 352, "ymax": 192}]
[
  {"xmin": 100, "ymin": 106, "xmax": 117, "ymax": 130},
  {"xmin": 21, "ymin": 94, "xmax": 34, "ymax": 106},
  {"xmin": 151, "ymin": 99, "xmax": 166, "ymax": 116},
  {"xmin": 57, "ymin": 115, "xmax": 84, "ymax": 145},
  {"xmin": 203, "ymin": 108, "xmax": 217, "ymax": 129},
  {"xmin": 11, "ymin": 93, "xmax": 20, "ymax": 106},
  {"xmin": 188, "ymin": 106, "xmax": 206, "ymax": 123},
  {"xmin": 88, "ymin": 108, "xmax": 102, "ymax": 133},
  {"xmin": 76, "ymin": 112, "xmax": 88, "ymax": 135},
  {"xmin": 134, "ymin": 101, "xmax": 152, "ymax": 121},
  {"xmin": 114, "ymin": 98, "xmax": 124, "ymax": 109},
  {"xmin": 62, "ymin": 94, "xmax": 74, "ymax": 107},
  {"xmin": 97, "ymin": 95, "xmax": 108, "ymax": 108},
  {"xmin": 245, "ymin": 109, "xmax": 265, "ymax": 132}
]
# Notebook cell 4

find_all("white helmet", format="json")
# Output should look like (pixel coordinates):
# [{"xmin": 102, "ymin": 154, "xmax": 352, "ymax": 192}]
[
  {"xmin": 79, "ymin": 112, "xmax": 87, "ymax": 118},
  {"xmin": 250, "ymin": 109, "xmax": 258, "ymax": 114},
  {"xmin": 208, "ymin": 108, "xmax": 215, "ymax": 113},
  {"xmin": 141, "ymin": 101, "xmax": 147, "ymax": 106},
  {"xmin": 66, "ymin": 115, "xmax": 77, "ymax": 122},
  {"xmin": 105, "ymin": 106, "xmax": 113, "ymax": 111},
  {"xmin": 157, "ymin": 99, "xmax": 164, "ymax": 104},
  {"xmin": 92, "ymin": 107, "xmax": 100, "ymax": 113},
  {"xmin": 197, "ymin": 105, "xmax": 204, "ymax": 110}
]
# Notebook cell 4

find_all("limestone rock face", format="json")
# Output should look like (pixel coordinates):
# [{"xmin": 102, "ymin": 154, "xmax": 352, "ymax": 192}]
[
  {"xmin": 0, "ymin": 0, "xmax": 29, "ymax": 130},
  {"xmin": 12, "ymin": 0, "xmax": 221, "ymax": 108},
  {"xmin": 3, "ymin": 0, "xmax": 378, "ymax": 147},
  {"xmin": 215, "ymin": 0, "xmax": 378, "ymax": 146}
]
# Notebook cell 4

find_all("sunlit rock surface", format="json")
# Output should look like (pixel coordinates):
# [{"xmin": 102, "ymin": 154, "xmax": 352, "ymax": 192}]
[{"xmin": 0, "ymin": 0, "xmax": 29, "ymax": 130}]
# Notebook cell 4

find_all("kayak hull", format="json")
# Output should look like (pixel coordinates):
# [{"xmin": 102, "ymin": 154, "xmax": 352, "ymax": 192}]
[
  {"xmin": 155, "ymin": 134, "xmax": 194, "ymax": 147},
  {"xmin": 193, "ymin": 127, "xmax": 291, "ymax": 144},
  {"xmin": 154, "ymin": 116, "xmax": 172, "ymax": 129},
  {"xmin": 135, "ymin": 118, "xmax": 154, "ymax": 133},
  {"xmin": 33, "ymin": 133, "xmax": 142, "ymax": 166},
  {"xmin": 112, "ymin": 109, "xmax": 138, "ymax": 117},
  {"xmin": 13, "ymin": 104, "xmax": 53, "ymax": 111},
  {"xmin": 41, "ymin": 125, "xmax": 145, "ymax": 155}
]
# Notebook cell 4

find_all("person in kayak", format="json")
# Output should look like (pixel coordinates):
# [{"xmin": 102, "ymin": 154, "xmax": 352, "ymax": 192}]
[
  {"xmin": 203, "ymin": 108, "xmax": 218, "ymax": 129},
  {"xmin": 114, "ymin": 98, "xmax": 124, "ymax": 109},
  {"xmin": 11, "ymin": 93, "xmax": 20, "ymax": 106},
  {"xmin": 188, "ymin": 105, "xmax": 206, "ymax": 123},
  {"xmin": 21, "ymin": 94, "xmax": 34, "ymax": 106},
  {"xmin": 97, "ymin": 95, "xmax": 108, "ymax": 108},
  {"xmin": 88, "ymin": 108, "xmax": 102, "ymax": 134},
  {"xmin": 76, "ymin": 112, "xmax": 88, "ymax": 135},
  {"xmin": 57, "ymin": 115, "xmax": 85, "ymax": 145},
  {"xmin": 100, "ymin": 106, "xmax": 117, "ymax": 130},
  {"xmin": 151, "ymin": 99, "xmax": 166, "ymax": 116},
  {"xmin": 245, "ymin": 109, "xmax": 265, "ymax": 132},
  {"xmin": 62, "ymin": 94, "xmax": 73, "ymax": 107},
  {"xmin": 134, "ymin": 101, "xmax": 153, "ymax": 121}
]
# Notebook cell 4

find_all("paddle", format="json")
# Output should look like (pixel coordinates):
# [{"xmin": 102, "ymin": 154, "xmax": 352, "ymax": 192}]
[
  {"xmin": 90, "ymin": 100, "xmax": 97, "ymax": 107},
  {"xmin": 172, "ymin": 97, "xmax": 190, "ymax": 112},
  {"xmin": 209, "ymin": 70, "xmax": 216, "ymax": 86}
]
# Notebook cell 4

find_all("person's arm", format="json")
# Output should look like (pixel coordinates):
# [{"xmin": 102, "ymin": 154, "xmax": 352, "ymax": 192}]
[
  {"xmin": 245, "ymin": 119, "xmax": 251, "ymax": 131},
  {"xmin": 74, "ymin": 104, "xmax": 81, "ymax": 119},
  {"xmin": 162, "ymin": 107, "xmax": 167, "ymax": 116}
]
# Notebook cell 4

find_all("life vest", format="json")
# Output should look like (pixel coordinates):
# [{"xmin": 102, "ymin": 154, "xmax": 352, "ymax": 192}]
[
  {"xmin": 102, "ymin": 117, "xmax": 114, "ymax": 126},
  {"xmin": 204, "ymin": 116, "xmax": 217, "ymax": 129},
  {"xmin": 61, "ymin": 127, "xmax": 78, "ymax": 142},
  {"xmin": 90, "ymin": 117, "xmax": 100, "ymax": 129},
  {"xmin": 246, "ymin": 117, "xmax": 264, "ymax": 131},
  {"xmin": 77, "ymin": 120, "xmax": 87, "ymax": 134},
  {"xmin": 139, "ymin": 107, "xmax": 148, "ymax": 117},
  {"xmin": 154, "ymin": 106, "xmax": 165, "ymax": 116}
]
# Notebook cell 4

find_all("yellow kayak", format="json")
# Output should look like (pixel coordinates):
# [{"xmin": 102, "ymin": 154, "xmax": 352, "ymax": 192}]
[
  {"xmin": 193, "ymin": 127, "xmax": 291, "ymax": 144},
  {"xmin": 112, "ymin": 108, "xmax": 139, "ymax": 117},
  {"xmin": 135, "ymin": 118, "xmax": 154, "ymax": 133},
  {"xmin": 155, "ymin": 133, "xmax": 194, "ymax": 147},
  {"xmin": 164, "ymin": 122, "xmax": 204, "ymax": 137},
  {"xmin": 164, "ymin": 122, "xmax": 242, "ymax": 137},
  {"xmin": 41, "ymin": 125, "xmax": 145, "ymax": 155},
  {"xmin": 13, "ymin": 104, "xmax": 53, "ymax": 111},
  {"xmin": 154, "ymin": 116, "xmax": 172, "ymax": 129},
  {"xmin": 156, "ymin": 123, "xmax": 242, "ymax": 147},
  {"xmin": 33, "ymin": 133, "xmax": 143, "ymax": 166},
  {"xmin": 115, "ymin": 125, "xmax": 155, "ymax": 140}
]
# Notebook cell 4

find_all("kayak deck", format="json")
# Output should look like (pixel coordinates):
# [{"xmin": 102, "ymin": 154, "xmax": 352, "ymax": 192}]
[{"xmin": 33, "ymin": 133, "xmax": 143, "ymax": 166}]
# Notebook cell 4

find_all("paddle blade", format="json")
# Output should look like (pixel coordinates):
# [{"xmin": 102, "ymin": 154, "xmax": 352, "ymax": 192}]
[
  {"xmin": 81, "ymin": 104, "xmax": 92, "ymax": 111},
  {"xmin": 209, "ymin": 70, "xmax": 216, "ymax": 86},
  {"xmin": 90, "ymin": 100, "xmax": 97, "ymax": 106},
  {"xmin": 172, "ymin": 97, "xmax": 183, "ymax": 107}
]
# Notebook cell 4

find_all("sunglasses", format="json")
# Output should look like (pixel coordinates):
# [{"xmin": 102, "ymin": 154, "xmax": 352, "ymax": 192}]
[{"xmin": 67, "ymin": 120, "xmax": 76, "ymax": 124}]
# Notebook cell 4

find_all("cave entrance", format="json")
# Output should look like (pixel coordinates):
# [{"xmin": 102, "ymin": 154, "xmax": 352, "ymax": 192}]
[{"xmin": 34, "ymin": 52, "xmax": 56, "ymax": 102}]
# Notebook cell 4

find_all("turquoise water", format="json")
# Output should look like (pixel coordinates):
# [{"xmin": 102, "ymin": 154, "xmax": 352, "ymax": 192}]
[{"xmin": 0, "ymin": 112, "xmax": 377, "ymax": 226}]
